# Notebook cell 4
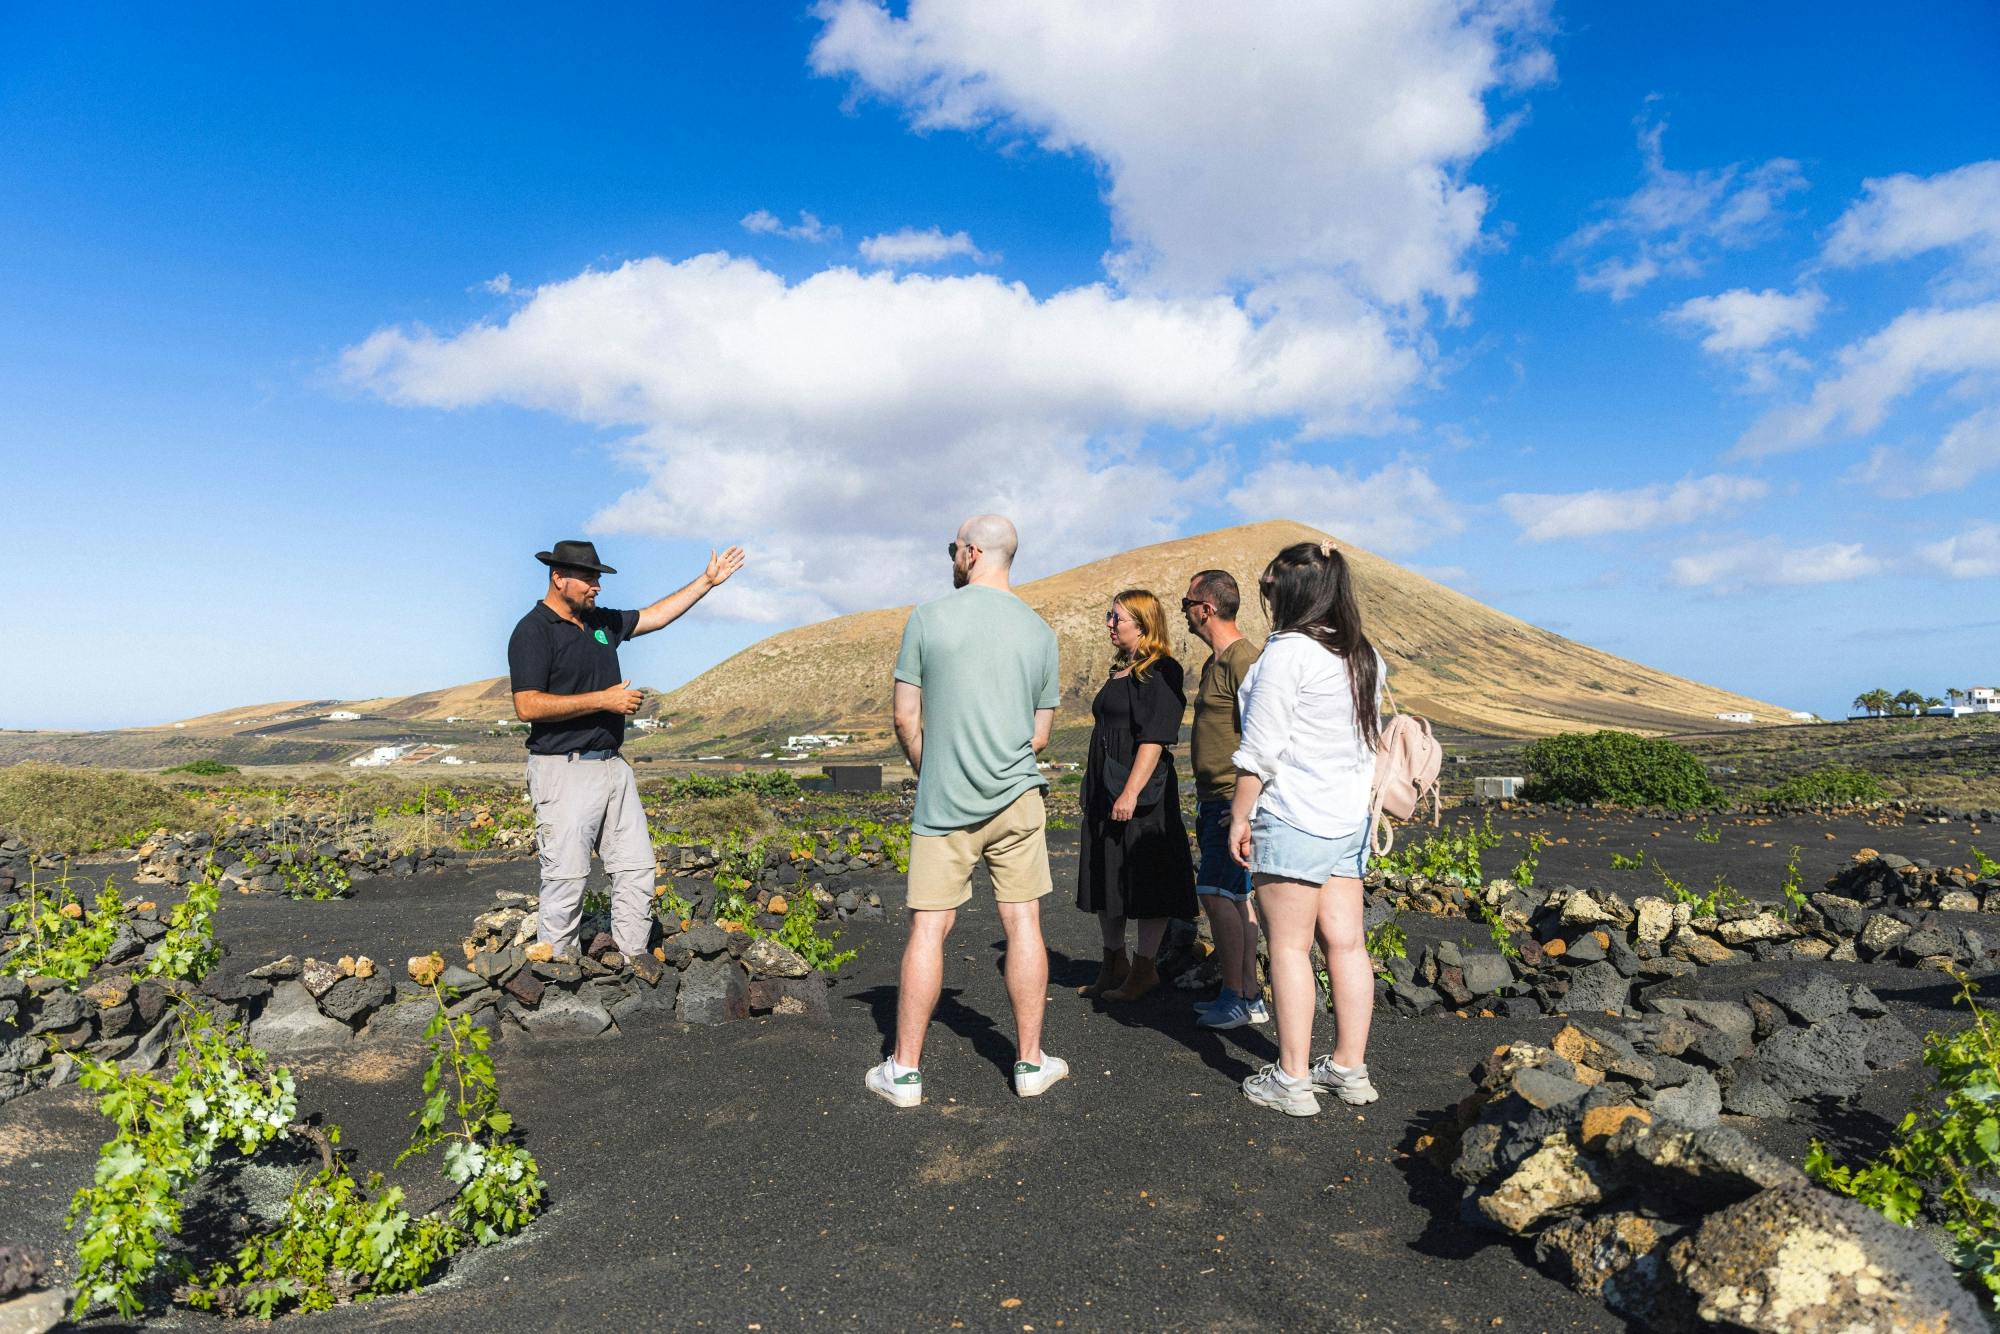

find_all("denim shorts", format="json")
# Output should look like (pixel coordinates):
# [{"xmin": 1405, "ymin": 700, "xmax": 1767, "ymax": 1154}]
[
  {"xmin": 1193, "ymin": 798, "xmax": 1253, "ymax": 901},
  {"xmin": 1248, "ymin": 807, "xmax": 1369, "ymax": 884}
]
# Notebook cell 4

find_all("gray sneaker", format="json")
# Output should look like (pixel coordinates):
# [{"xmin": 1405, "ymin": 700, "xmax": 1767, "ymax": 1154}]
[
  {"xmin": 1242, "ymin": 1063, "xmax": 1320, "ymax": 1117},
  {"xmin": 1014, "ymin": 1054, "xmax": 1070, "ymax": 1097},
  {"xmin": 1309, "ymin": 1055, "xmax": 1379, "ymax": 1105},
  {"xmin": 865, "ymin": 1059, "xmax": 922, "ymax": 1108}
]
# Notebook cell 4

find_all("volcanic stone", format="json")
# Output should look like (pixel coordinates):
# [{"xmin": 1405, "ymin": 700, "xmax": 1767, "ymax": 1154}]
[
  {"xmin": 742, "ymin": 938, "xmax": 810, "ymax": 979},
  {"xmin": 516, "ymin": 988, "xmax": 612, "ymax": 1039},
  {"xmin": 249, "ymin": 980, "xmax": 351, "ymax": 1049},
  {"xmin": 26, "ymin": 991, "xmax": 85, "ymax": 1037},
  {"xmin": 1667, "ymin": 1182, "xmax": 1983, "ymax": 1333},
  {"xmin": 1460, "ymin": 952, "xmax": 1514, "ymax": 997},
  {"xmin": 300, "ymin": 957, "xmax": 343, "ymax": 998},
  {"xmin": 1558, "ymin": 962, "xmax": 1630, "ymax": 1016},
  {"xmin": 678, "ymin": 957, "xmax": 749, "ymax": 1024},
  {"xmin": 1752, "ymin": 972, "xmax": 1851, "ymax": 1026},
  {"xmin": 1647, "ymin": 1067, "xmax": 1721, "ymax": 1129},
  {"xmin": 1551, "ymin": 1022, "xmax": 1654, "ymax": 1083},
  {"xmin": 1746, "ymin": 1013, "xmax": 1873, "ymax": 1101},
  {"xmin": 318, "ymin": 974, "xmax": 393, "ymax": 1025},
  {"xmin": 1470, "ymin": 1133, "xmax": 1606, "ymax": 1234},
  {"xmin": 1562, "ymin": 932, "xmax": 1607, "ymax": 964},
  {"xmin": 608, "ymin": 973, "xmax": 679, "ymax": 1028},
  {"xmin": 1855, "ymin": 913, "xmax": 1911, "ymax": 957},
  {"xmin": 1713, "ymin": 912, "xmax": 1793, "ymax": 946},
  {"xmin": 503, "ymin": 970, "xmax": 546, "ymax": 1008},
  {"xmin": 684, "ymin": 924, "xmax": 729, "ymax": 958}
]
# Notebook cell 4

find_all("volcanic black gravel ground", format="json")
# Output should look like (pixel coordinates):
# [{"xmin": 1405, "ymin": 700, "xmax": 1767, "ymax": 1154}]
[{"xmin": 4, "ymin": 809, "xmax": 1995, "ymax": 1331}]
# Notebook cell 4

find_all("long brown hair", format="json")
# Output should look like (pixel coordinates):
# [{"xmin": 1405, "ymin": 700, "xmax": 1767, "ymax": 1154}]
[
  {"xmin": 1111, "ymin": 588, "xmax": 1173, "ymax": 681},
  {"xmin": 1257, "ymin": 543, "xmax": 1382, "ymax": 749}
]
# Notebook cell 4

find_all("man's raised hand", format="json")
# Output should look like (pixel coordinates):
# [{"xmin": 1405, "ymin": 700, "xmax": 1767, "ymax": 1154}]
[
  {"xmin": 603, "ymin": 680, "xmax": 644, "ymax": 716},
  {"xmin": 704, "ymin": 546, "xmax": 747, "ymax": 588}
]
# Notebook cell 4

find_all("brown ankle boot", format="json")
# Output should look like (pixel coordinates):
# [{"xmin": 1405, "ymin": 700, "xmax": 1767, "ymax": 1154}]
[
  {"xmin": 1105, "ymin": 954, "xmax": 1160, "ymax": 1002},
  {"xmin": 1079, "ymin": 949, "xmax": 1130, "ymax": 997}
]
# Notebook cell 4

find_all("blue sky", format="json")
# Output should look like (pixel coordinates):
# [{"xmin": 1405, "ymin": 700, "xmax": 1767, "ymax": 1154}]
[{"xmin": 3, "ymin": 2, "xmax": 1996, "ymax": 731}]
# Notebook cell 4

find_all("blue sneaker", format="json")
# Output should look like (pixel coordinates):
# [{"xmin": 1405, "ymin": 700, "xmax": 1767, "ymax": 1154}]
[
  {"xmin": 1198, "ymin": 996, "xmax": 1254, "ymax": 1030},
  {"xmin": 1246, "ymin": 996, "xmax": 1271, "ymax": 1025},
  {"xmin": 1194, "ymin": 988, "xmax": 1238, "ymax": 1017}
]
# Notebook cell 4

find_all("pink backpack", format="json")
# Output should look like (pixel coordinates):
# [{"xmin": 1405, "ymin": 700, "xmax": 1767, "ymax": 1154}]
[{"xmin": 1368, "ymin": 683, "xmax": 1442, "ymax": 857}]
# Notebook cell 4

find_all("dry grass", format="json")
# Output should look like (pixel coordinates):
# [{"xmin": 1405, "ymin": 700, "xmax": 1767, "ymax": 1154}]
[
  {"xmin": 664, "ymin": 792, "xmax": 780, "ymax": 842},
  {"xmin": 0, "ymin": 762, "xmax": 198, "ymax": 854}
]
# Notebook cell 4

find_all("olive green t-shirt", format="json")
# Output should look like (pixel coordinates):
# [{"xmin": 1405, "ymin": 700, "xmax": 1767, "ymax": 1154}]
[
  {"xmin": 894, "ymin": 585, "xmax": 1061, "ymax": 836},
  {"xmin": 1191, "ymin": 636, "xmax": 1261, "ymax": 801}
]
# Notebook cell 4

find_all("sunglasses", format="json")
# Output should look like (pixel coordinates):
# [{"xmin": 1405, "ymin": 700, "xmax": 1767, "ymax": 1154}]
[
  {"xmin": 1179, "ymin": 598, "xmax": 1210, "ymax": 612},
  {"xmin": 1104, "ymin": 610, "xmax": 1131, "ymax": 626},
  {"xmin": 948, "ymin": 541, "xmax": 977, "ymax": 559}
]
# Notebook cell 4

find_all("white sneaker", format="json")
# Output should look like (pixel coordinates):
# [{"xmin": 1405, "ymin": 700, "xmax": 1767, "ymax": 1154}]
[
  {"xmin": 1309, "ymin": 1055, "xmax": 1379, "ymax": 1105},
  {"xmin": 866, "ymin": 1059, "xmax": 922, "ymax": 1108},
  {"xmin": 1242, "ymin": 1063, "xmax": 1320, "ymax": 1117},
  {"xmin": 1014, "ymin": 1054, "xmax": 1070, "ymax": 1097}
]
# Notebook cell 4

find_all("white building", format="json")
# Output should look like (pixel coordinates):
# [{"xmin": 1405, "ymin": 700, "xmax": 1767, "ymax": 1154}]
[
  {"xmin": 1788, "ymin": 710, "xmax": 1818, "ymax": 721},
  {"xmin": 632, "ymin": 718, "xmax": 665, "ymax": 731},
  {"xmin": 1715, "ymin": 711, "xmax": 1754, "ymax": 724},
  {"xmin": 349, "ymin": 744, "xmax": 416, "ymax": 768},
  {"xmin": 325, "ymin": 710, "xmax": 361, "ymax": 721}
]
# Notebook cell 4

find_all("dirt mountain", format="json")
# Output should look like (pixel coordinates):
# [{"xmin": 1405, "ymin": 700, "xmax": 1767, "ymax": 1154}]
[{"xmin": 655, "ymin": 520, "xmax": 1796, "ymax": 740}]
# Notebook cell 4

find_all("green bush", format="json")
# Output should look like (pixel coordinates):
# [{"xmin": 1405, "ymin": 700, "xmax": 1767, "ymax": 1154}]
[
  {"xmin": 161, "ymin": 759, "xmax": 240, "ymax": 777},
  {"xmin": 1520, "ymin": 731, "xmax": 1721, "ymax": 810},
  {"xmin": 648, "ymin": 770, "xmax": 800, "ymax": 802},
  {"xmin": 0, "ymin": 764, "xmax": 196, "ymax": 854},
  {"xmin": 1756, "ymin": 765, "xmax": 1887, "ymax": 805}
]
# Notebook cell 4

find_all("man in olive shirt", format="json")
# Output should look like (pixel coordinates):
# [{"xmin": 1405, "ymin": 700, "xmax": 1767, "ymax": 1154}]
[
  {"xmin": 507, "ymin": 538, "xmax": 745, "ymax": 975},
  {"xmin": 1183, "ymin": 569, "xmax": 1267, "ymax": 1030},
  {"xmin": 865, "ymin": 515, "xmax": 1068, "ymax": 1108}
]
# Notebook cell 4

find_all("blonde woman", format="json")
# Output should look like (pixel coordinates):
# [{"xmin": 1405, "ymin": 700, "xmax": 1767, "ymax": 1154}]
[{"xmin": 1075, "ymin": 589, "xmax": 1198, "ymax": 1002}]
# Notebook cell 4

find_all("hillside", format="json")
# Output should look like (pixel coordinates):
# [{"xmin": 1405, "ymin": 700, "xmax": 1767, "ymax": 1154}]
[{"xmin": 657, "ymin": 520, "xmax": 1796, "ymax": 741}]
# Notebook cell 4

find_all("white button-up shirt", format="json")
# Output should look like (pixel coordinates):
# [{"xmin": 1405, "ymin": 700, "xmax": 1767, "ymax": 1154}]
[{"xmin": 1231, "ymin": 632, "xmax": 1381, "ymax": 837}]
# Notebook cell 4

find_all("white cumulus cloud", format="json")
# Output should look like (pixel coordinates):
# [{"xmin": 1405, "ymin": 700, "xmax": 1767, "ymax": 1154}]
[
  {"xmin": 1500, "ymin": 474, "xmax": 1769, "ymax": 543},
  {"xmin": 1849, "ymin": 404, "xmax": 2000, "ymax": 498},
  {"xmin": 1666, "ymin": 287, "xmax": 1825, "ymax": 354},
  {"xmin": 1735, "ymin": 301, "xmax": 2000, "ymax": 456},
  {"xmin": 810, "ymin": 0, "xmax": 1553, "ymax": 313},
  {"xmin": 1669, "ymin": 538, "xmax": 1882, "ymax": 590},
  {"xmin": 1223, "ymin": 459, "xmax": 1463, "ymax": 556},
  {"xmin": 740, "ymin": 209, "xmax": 840, "ymax": 243},
  {"xmin": 342, "ymin": 254, "xmax": 1422, "ymax": 618},
  {"xmin": 1567, "ymin": 118, "xmax": 1806, "ymax": 300},
  {"xmin": 1919, "ymin": 522, "xmax": 2000, "ymax": 579},
  {"xmin": 858, "ymin": 226, "xmax": 998, "ymax": 268},
  {"xmin": 1823, "ymin": 159, "xmax": 2000, "ymax": 283}
]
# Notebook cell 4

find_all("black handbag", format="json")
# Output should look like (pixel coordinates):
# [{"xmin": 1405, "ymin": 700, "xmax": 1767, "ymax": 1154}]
[{"xmin": 1097, "ymin": 675, "xmax": 1170, "ymax": 809}]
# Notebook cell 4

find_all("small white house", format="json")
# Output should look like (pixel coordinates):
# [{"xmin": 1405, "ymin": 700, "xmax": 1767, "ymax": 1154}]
[
  {"xmin": 324, "ymin": 710, "xmax": 361, "ymax": 721},
  {"xmin": 632, "ymin": 718, "xmax": 665, "ymax": 732},
  {"xmin": 1788, "ymin": 710, "xmax": 1818, "ymax": 721},
  {"xmin": 1715, "ymin": 711, "xmax": 1754, "ymax": 724},
  {"xmin": 349, "ymin": 744, "xmax": 415, "ymax": 768}
]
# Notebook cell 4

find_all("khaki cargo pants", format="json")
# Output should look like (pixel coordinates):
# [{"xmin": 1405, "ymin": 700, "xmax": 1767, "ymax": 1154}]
[{"xmin": 525, "ymin": 753, "xmax": 654, "ymax": 958}]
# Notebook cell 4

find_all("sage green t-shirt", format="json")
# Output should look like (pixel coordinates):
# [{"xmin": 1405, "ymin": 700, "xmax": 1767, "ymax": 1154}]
[{"xmin": 894, "ymin": 585, "xmax": 1061, "ymax": 836}]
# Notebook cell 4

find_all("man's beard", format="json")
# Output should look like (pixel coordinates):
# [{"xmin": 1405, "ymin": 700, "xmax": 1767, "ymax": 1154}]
[{"xmin": 952, "ymin": 562, "xmax": 969, "ymax": 589}]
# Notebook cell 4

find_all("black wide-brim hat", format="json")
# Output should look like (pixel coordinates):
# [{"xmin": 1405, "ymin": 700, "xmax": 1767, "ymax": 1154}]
[{"xmin": 536, "ymin": 539, "xmax": 617, "ymax": 575}]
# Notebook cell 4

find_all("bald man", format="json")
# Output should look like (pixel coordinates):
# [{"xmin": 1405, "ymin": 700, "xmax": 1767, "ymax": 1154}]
[{"xmin": 866, "ymin": 515, "xmax": 1069, "ymax": 1107}]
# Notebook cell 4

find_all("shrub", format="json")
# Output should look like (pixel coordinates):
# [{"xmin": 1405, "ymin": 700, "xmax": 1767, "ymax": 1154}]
[
  {"xmin": 1520, "ymin": 731, "xmax": 1721, "ymax": 810},
  {"xmin": 1756, "ymin": 765, "xmax": 1887, "ymax": 805},
  {"xmin": 0, "ymin": 764, "xmax": 196, "ymax": 854},
  {"xmin": 665, "ymin": 792, "xmax": 780, "ymax": 842},
  {"xmin": 161, "ymin": 759, "xmax": 240, "ymax": 778}
]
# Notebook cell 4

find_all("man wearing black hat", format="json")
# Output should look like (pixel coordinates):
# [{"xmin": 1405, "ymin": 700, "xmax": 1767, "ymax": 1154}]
[{"xmin": 508, "ymin": 539, "xmax": 746, "ymax": 976}]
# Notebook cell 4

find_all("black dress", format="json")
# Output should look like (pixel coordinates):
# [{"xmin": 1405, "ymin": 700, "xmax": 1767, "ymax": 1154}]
[{"xmin": 1076, "ymin": 659, "xmax": 1199, "ymax": 920}]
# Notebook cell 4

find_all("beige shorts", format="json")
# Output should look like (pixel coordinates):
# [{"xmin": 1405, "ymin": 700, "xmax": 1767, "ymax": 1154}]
[{"xmin": 906, "ymin": 787, "xmax": 1053, "ymax": 911}]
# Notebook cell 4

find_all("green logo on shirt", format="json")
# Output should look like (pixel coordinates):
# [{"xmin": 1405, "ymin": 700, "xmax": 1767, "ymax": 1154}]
[{"xmin": 593, "ymin": 628, "xmax": 609, "ymax": 645}]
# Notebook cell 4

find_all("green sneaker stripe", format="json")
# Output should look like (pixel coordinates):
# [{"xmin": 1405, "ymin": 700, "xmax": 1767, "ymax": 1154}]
[
  {"xmin": 1014, "ymin": 1061, "xmax": 1039, "ymax": 1074},
  {"xmin": 893, "ymin": 1071, "xmax": 922, "ymax": 1084}
]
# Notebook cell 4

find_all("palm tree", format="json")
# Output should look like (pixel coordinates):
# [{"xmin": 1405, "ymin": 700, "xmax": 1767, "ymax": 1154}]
[
  {"xmin": 1948, "ymin": 688, "xmax": 1967, "ymax": 707},
  {"xmin": 1853, "ymin": 688, "xmax": 1892, "ymax": 718},
  {"xmin": 1892, "ymin": 689, "xmax": 1925, "ymax": 717},
  {"xmin": 1923, "ymin": 695, "xmax": 1945, "ymax": 712}
]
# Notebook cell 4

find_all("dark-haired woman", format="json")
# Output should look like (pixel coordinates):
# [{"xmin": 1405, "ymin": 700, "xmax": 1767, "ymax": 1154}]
[
  {"xmin": 1076, "ymin": 589, "xmax": 1198, "ymax": 1003},
  {"xmin": 1228, "ymin": 542, "xmax": 1384, "ymax": 1117}
]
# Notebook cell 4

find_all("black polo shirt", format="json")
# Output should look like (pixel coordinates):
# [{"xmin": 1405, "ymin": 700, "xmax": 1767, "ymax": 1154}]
[{"xmin": 506, "ymin": 602, "xmax": 642, "ymax": 755}]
